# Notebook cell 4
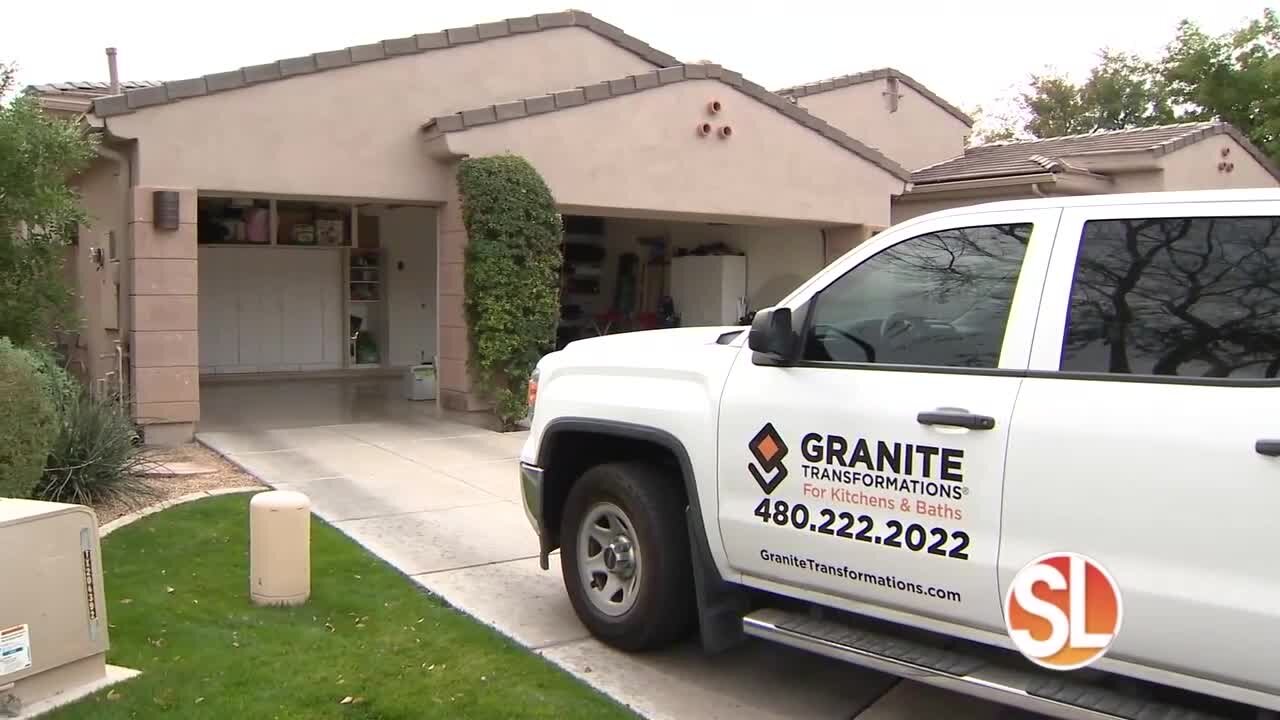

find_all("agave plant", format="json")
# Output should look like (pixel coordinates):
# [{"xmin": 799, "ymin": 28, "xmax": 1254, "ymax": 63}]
[{"xmin": 37, "ymin": 395, "xmax": 160, "ymax": 506}]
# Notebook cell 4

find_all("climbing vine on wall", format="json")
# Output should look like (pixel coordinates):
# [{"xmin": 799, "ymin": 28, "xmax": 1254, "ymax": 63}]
[{"xmin": 457, "ymin": 154, "xmax": 562, "ymax": 428}]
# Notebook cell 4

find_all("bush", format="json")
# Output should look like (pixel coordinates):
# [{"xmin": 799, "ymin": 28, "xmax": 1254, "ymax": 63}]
[
  {"xmin": 26, "ymin": 346, "xmax": 80, "ymax": 420},
  {"xmin": 0, "ymin": 339, "xmax": 58, "ymax": 498},
  {"xmin": 457, "ymin": 155, "xmax": 563, "ymax": 429},
  {"xmin": 36, "ymin": 395, "xmax": 157, "ymax": 506}
]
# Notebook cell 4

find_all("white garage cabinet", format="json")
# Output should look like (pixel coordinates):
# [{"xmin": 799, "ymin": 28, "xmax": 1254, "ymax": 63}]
[
  {"xmin": 669, "ymin": 253, "xmax": 748, "ymax": 326},
  {"xmin": 198, "ymin": 247, "xmax": 344, "ymax": 374}
]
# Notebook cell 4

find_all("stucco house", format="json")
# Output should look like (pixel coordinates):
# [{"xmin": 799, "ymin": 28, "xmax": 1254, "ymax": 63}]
[
  {"xmin": 774, "ymin": 68, "xmax": 975, "ymax": 173},
  {"xmin": 26, "ymin": 11, "xmax": 1280, "ymax": 443},
  {"xmin": 892, "ymin": 122, "xmax": 1280, "ymax": 222},
  {"xmin": 28, "ymin": 10, "xmax": 918, "ymax": 443}
]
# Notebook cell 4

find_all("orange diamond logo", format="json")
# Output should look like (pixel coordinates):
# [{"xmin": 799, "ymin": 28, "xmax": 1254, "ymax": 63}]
[{"xmin": 756, "ymin": 435, "xmax": 779, "ymax": 463}]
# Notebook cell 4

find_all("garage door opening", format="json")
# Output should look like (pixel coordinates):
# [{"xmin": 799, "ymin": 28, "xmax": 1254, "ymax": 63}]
[
  {"xmin": 196, "ymin": 195, "xmax": 438, "ymax": 377},
  {"xmin": 555, "ymin": 213, "xmax": 826, "ymax": 349}
]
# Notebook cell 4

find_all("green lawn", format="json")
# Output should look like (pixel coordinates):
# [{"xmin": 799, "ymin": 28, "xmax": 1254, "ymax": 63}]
[{"xmin": 50, "ymin": 494, "xmax": 633, "ymax": 720}]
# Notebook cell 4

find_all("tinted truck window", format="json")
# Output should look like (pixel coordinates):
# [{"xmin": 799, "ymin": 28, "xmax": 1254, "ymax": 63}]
[
  {"xmin": 1062, "ymin": 217, "xmax": 1280, "ymax": 379},
  {"xmin": 805, "ymin": 224, "xmax": 1032, "ymax": 368}
]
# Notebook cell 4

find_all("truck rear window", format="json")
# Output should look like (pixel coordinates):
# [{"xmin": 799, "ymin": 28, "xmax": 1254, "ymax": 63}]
[{"xmin": 1061, "ymin": 216, "xmax": 1280, "ymax": 379}]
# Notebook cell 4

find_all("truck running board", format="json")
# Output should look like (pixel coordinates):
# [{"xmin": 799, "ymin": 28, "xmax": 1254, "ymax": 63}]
[{"xmin": 743, "ymin": 608, "xmax": 1230, "ymax": 720}]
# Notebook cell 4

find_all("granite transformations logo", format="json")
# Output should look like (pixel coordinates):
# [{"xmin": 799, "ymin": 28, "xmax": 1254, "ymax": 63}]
[{"xmin": 749, "ymin": 423, "xmax": 789, "ymax": 495}]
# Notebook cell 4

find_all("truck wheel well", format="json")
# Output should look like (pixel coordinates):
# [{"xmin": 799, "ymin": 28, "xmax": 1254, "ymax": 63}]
[{"xmin": 541, "ymin": 431, "xmax": 686, "ymax": 550}]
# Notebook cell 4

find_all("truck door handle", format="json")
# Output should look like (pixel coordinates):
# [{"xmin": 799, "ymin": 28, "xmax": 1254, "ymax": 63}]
[
  {"xmin": 917, "ymin": 409, "xmax": 996, "ymax": 431},
  {"xmin": 1256, "ymin": 440, "xmax": 1280, "ymax": 456}
]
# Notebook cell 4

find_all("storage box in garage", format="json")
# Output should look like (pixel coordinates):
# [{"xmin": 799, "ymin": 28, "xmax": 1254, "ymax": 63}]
[
  {"xmin": 0, "ymin": 499, "xmax": 113, "ymax": 712},
  {"xmin": 405, "ymin": 362, "xmax": 436, "ymax": 401}
]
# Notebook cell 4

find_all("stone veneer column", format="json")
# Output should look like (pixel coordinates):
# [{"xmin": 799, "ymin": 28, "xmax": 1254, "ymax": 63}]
[
  {"xmin": 435, "ymin": 174, "xmax": 490, "ymax": 412},
  {"xmin": 128, "ymin": 187, "xmax": 199, "ymax": 445}
]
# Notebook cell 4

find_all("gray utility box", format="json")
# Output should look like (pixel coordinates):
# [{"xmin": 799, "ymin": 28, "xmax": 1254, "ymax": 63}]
[{"xmin": 0, "ymin": 499, "xmax": 109, "ymax": 712}]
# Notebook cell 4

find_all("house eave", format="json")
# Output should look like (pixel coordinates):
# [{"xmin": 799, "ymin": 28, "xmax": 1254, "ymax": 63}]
[
  {"xmin": 903, "ymin": 172, "xmax": 1060, "ymax": 196},
  {"xmin": 1056, "ymin": 149, "xmax": 1162, "ymax": 173},
  {"xmin": 904, "ymin": 168, "xmax": 1114, "ymax": 199}
]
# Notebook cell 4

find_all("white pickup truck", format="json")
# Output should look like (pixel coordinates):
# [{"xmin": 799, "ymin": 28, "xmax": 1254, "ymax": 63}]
[{"xmin": 520, "ymin": 189, "xmax": 1280, "ymax": 720}]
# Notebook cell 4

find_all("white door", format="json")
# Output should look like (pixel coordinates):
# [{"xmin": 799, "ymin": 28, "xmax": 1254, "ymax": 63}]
[
  {"xmin": 383, "ymin": 209, "xmax": 437, "ymax": 367},
  {"xmin": 1003, "ymin": 202, "xmax": 1280, "ymax": 692},
  {"xmin": 718, "ymin": 209, "xmax": 1060, "ymax": 632}
]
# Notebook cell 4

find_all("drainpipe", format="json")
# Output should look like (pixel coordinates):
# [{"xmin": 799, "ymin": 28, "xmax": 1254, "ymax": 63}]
[
  {"xmin": 105, "ymin": 48, "xmax": 119, "ymax": 94},
  {"xmin": 1030, "ymin": 182, "xmax": 1047, "ymax": 197}
]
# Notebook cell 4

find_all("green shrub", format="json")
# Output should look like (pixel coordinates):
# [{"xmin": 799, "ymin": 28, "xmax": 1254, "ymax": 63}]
[
  {"xmin": 457, "ymin": 155, "xmax": 562, "ymax": 429},
  {"xmin": 0, "ymin": 338, "xmax": 58, "ymax": 498},
  {"xmin": 37, "ymin": 394, "xmax": 157, "ymax": 506},
  {"xmin": 26, "ymin": 346, "xmax": 80, "ymax": 420}
]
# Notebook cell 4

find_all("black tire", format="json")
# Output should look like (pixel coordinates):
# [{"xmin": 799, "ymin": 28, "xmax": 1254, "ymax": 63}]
[{"xmin": 560, "ymin": 462, "xmax": 696, "ymax": 651}]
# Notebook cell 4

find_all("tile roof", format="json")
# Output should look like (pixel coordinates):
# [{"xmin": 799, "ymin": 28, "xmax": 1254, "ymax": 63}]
[
  {"xmin": 422, "ymin": 63, "xmax": 912, "ymax": 181},
  {"xmin": 911, "ymin": 122, "xmax": 1280, "ymax": 184},
  {"xmin": 25, "ymin": 80, "xmax": 163, "ymax": 96},
  {"xmin": 775, "ymin": 68, "xmax": 973, "ymax": 127},
  {"xmin": 39, "ymin": 11, "xmax": 679, "ymax": 118}
]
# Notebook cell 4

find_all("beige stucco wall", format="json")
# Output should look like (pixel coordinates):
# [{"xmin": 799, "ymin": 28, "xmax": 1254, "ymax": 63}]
[
  {"xmin": 69, "ymin": 158, "xmax": 127, "ymax": 388},
  {"xmin": 447, "ymin": 80, "xmax": 904, "ymax": 227},
  {"xmin": 796, "ymin": 80, "xmax": 970, "ymax": 172},
  {"xmin": 103, "ymin": 27, "xmax": 655, "ymax": 200},
  {"xmin": 1156, "ymin": 136, "xmax": 1278, "ymax": 191},
  {"xmin": 1105, "ymin": 169, "xmax": 1164, "ymax": 194}
]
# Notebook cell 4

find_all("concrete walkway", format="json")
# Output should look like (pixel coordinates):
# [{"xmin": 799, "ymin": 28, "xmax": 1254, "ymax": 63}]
[{"xmin": 197, "ymin": 382, "xmax": 1032, "ymax": 719}]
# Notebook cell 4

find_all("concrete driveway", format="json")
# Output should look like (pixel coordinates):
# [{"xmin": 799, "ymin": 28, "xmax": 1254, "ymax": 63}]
[{"xmin": 198, "ymin": 377, "xmax": 1034, "ymax": 720}]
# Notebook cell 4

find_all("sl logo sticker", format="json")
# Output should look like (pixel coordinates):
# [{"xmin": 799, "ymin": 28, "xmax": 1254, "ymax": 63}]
[
  {"xmin": 1004, "ymin": 552, "xmax": 1123, "ymax": 671},
  {"xmin": 749, "ymin": 423, "xmax": 789, "ymax": 495}
]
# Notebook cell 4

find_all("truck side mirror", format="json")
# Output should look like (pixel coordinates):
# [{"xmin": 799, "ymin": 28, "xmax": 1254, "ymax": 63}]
[{"xmin": 748, "ymin": 308, "xmax": 797, "ymax": 363}]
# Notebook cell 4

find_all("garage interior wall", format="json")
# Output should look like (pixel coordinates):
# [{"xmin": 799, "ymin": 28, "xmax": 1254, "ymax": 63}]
[{"xmin": 590, "ymin": 217, "xmax": 823, "ymax": 320}]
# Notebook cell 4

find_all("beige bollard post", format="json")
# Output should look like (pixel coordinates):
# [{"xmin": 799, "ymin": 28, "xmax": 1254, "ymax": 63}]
[{"xmin": 249, "ymin": 490, "xmax": 311, "ymax": 607}]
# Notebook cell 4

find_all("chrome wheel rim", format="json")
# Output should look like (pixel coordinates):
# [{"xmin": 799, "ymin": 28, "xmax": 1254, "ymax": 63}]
[{"xmin": 577, "ymin": 501, "xmax": 642, "ymax": 617}]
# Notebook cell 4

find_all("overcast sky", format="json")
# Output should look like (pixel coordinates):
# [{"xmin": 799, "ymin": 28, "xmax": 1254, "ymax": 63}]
[{"xmin": 4, "ymin": 0, "xmax": 1271, "ymax": 119}]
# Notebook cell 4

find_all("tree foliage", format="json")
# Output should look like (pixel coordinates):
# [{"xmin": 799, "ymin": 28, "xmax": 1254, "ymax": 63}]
[
  {"xmin": 1163, "ymin": 9, "xmax": 1280, "ymax": 161},
  {"xmin": 988, "ymin": 9, "xmax": 1279, "ymax": 162},
  {"xmin": 456, "ymin": 155, "xmax": 562, "ymax": 428},
  {"xmin": 967, "ymin": 103, "xmax": 1020, "ymax": 145},
  {"xmin": 1023, "ymin": 52, "xmax": 1173, "ymax": 138},
  {"xmin": 0, "ymin": 61, "xmax": 95, "ymax": 346}
]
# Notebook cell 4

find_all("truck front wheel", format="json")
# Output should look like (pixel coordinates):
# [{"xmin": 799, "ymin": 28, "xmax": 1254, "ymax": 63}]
[{"xmin": 560, "ymin": 462, "xmax": 696, "ymax": 651}]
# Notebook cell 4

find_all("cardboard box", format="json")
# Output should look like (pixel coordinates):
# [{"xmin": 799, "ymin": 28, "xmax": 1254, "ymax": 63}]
[{"xmin": 315, "ymin": 219, "xmax": 344, "ymax": 246}]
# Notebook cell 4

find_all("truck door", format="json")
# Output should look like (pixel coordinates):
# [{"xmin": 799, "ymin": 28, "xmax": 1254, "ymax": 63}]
[
  {"xmin": 718, "ymin": 208, "xmax": 1060, "ymax": 633},
  {"xmin": 1003, "ymin": 202, "xmax": 1280, "ymax": 693}
]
